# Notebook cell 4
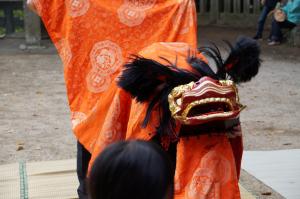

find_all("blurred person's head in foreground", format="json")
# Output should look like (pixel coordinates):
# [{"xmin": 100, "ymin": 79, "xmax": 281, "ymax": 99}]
[{"xmin": 88, "ymin": 140, "xmax": 174, "ymax": 199}]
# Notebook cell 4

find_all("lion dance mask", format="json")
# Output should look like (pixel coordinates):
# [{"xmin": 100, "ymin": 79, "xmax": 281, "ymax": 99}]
[
  {"xmin": 169, "ymin": 76, "xmax": 245, "ymax": 126},
  {"xmin": 118, "ymin": 36, "xmax": 260, "ymax": 140}
]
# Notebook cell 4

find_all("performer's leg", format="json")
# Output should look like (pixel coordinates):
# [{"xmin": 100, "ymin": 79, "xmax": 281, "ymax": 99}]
[
  {"xmin": 278, "ymin": 20, "xmax": 297, "ymax": 33},
  {"xmin": 269, "ymin": 19, "xmax": 296, "ymax": 44},
  {"xmin": 270, "ymin": 18, "xmax": 281, "ymax": 41},
  {"xmin": 77, "ymin": 141, "xmax": 91, "ymax": 199}
]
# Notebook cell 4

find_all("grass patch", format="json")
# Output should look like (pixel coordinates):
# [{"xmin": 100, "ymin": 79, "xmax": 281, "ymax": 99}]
[
  {"xmin": 15, "ymin": 27, "xmax": 24, "ymax": 33},
  {"xmin": 0, "ymin": 27, "xmax": 5, "ymax": 35},
  {"xmin": 0, "ymin": 10, "xmax": 4, "ymax": 17},
  {"xmin": 13, "ymin": 10, "xmax": 24, "ymax": 20}
]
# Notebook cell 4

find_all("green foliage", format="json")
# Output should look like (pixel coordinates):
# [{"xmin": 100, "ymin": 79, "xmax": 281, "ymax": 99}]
[
  {"xmin": 0, "ymin": 10, "xmax": 4, "ymax": 17},
  {"xmin": 0, "ymin": 27, "xmax": 5, "ymax": 35},
  {"xmin": 13, "ymin": 10, "xmax": 24, "ymax": 20},
  {"xmin": 15, "ymin": 10, "xmax": 25, "ymax": 32},
  {"xmin": 15, "ymin": 27, "xmax": 24, "ymax": 33},
  {"xmin": 0, "ymin": 9, "xmax": 25, "ymax": 34}
]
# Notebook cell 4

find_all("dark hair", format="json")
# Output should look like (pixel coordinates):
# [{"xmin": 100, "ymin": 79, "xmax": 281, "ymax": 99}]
[{"xmin": 88, "ymin": 140, "xmax": 174, "ymax": 199}]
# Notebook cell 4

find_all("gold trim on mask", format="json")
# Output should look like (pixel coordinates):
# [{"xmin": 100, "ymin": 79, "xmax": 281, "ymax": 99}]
[
  {"xmin": 168, "ymin": 81, "xmax": 194, "ymax": 116},
  {"xmin": 168, "ymin": 78, "xmax": 245, "ymax": 125}
]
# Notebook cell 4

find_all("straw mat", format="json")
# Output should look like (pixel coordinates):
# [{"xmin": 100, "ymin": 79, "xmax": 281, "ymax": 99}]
[{"xmin": 0, "ymin": 159, "xmax": 255, "ymax": 199}]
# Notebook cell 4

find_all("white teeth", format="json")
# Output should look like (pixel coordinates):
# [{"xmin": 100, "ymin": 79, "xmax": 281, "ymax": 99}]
[
  {"xmin": 176, "ymin": 98, "xmax": 182, "ymax": 106},
  {"xmin": 188, "ymin": 98, "xmax": 233, "ymax": 107}
]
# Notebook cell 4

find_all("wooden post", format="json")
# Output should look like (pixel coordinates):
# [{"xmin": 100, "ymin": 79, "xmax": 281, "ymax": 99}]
[
  {"xmin": 224, "ymin": 0, "xmax": 231, "ymax": 13},
  {"xmin": 253, "ymin": 0, "xmax": 261, "ymax": 14},
  {"xmin": 210, "ymin": 0, "xmax": 219, "ymax": 23},
  {"xmin": 234, "ymin": 0, "xmax": 241, "ymax": 14},
  {"xmin": 23, "ymin": 0, "xmax": 41, "ymax": 45},
  {"xmin": 199, "ymin": 0, "xmax": 206, "ymax": 14},
  {"xmin": 244, "ymin": 0, "xmax": 251, "ymax": 14}
]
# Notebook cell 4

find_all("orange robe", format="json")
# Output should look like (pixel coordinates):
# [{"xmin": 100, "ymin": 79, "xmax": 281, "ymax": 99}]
[
  {"xmin": 33, "ymin": 0, "xmax": 242, "ymax": 198},
  {"xmin": 33, "ymin": 0, "xmax": 197, "ymax": 155}
]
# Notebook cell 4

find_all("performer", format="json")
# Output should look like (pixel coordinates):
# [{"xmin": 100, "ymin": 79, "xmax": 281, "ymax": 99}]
[
  {"xmin": 118, "ymin": 37, "xmax": 261, "ymax": 199},
  {"xmin": 27, "ymin": 0, "xmax": 198, "ymax": 198}
]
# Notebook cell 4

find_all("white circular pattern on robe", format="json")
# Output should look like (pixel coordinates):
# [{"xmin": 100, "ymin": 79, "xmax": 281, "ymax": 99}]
[
  {"xmin": 86, "ymin": 70, "xmax": 111, "ymax": 93},
  {"xmin": 200, "ymin": 151, "xmax": 231, "ymax": 185},
  {"xmin": 187, "ymin": 168, "xmax": 219, "ymax": 199},
  {"xmin": 102, "ymin": 122, "xmax": 122, "ymax": 143},
  {"xmin": 90, "ymin": 40, "xmax": 123, "ymax": 76},
  {"xmin": 100, "ymin": 96, "xmax": 122, "ymax": 143},
  {"xmin": 118, "ymin": 4, "xmax": 146, "ymax": 27},
  {"xmin": 95, "ymin": 122, "xmax": 121, "ymax": 153},
  {"xmin": 65, "ymin": 0, "xmax": 90, "ymax": 18},
  {"xmin": 124, "ymin": 0, "xmax": 157, "ymax": 10},
  {"xmin": 71, "ymin": 111, "xmax": 87, "ymax": 129},
  {"xmin": 111, "ymin": 96, "xmax": 121, "ymax": 121},
  {"xmin": 160, "ymin": 42, "xmax": 190, "ymax": 53},
  {"xmin": 55, "ymin": 39, "xmax": 72, "ymax": 67},
  {"xmin": 32, "ymin": 0, "xmax": 43, "ymax": 16}
]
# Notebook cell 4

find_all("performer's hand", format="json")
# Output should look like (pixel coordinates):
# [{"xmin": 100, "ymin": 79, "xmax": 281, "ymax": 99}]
[{"xmin": 27, "ymin": 0, "xmax": 38, "ymax": 14}]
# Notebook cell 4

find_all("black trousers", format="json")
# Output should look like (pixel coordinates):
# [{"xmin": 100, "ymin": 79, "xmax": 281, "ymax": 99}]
[
  {"xmin": 77, "ymin": 141, "xmax": 91, "ymax": 199},
  {"xmin": 270, "ymin": 18, "xmax": 296, "ymax": 41},
  {"xmin": 255, "ymin": 6, "xmax": 274, "ymax": 37}
]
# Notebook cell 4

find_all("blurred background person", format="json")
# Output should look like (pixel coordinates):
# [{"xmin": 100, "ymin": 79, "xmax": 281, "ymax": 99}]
[
  {"xmin": 268, "ymin": 0, "xmax": 300, "ymax": 45},
  {"xmin": 254, "ymin": 0, "xmax": 282, "ymax": 40}
]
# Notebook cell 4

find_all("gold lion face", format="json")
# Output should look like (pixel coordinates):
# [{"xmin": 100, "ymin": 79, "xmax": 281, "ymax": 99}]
[{"xmin": 168, "ymin": 76, "xmax": 245, "ymax": 125}]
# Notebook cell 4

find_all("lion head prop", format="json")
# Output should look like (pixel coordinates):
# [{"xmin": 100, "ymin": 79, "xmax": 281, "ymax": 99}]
[{"xmin": 118, "ymin": 37, "xmax": 260, "ymax": 140}]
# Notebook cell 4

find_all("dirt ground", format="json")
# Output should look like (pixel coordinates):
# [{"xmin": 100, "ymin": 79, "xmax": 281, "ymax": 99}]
[{"xmin": 0, "ymin": 26, "xmax": 299, "ymax": 198}]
